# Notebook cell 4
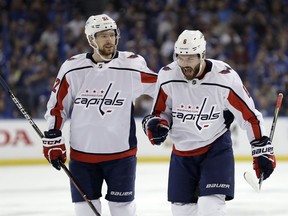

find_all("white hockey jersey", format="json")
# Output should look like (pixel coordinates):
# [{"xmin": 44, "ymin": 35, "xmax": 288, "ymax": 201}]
[
  {"xmin": 45, "ymin": 51, "xmax": 157, "ymax": 163},
  {"xmin": 152, "ymin": 59, "xmax": 266, "ymax": 154}
]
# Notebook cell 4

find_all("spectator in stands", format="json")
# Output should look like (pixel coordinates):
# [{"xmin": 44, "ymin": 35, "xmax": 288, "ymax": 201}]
[{"xmin": 1, "ymin": 0, "xmax": 287, "ymax": 118}]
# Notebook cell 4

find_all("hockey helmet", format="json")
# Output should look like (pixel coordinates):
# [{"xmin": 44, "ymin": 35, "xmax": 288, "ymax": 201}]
[
  {"xmin": 85, "ymin": 14, "xmax": 120, "ymax": 47},
  {"xmin": 174, "ymin": 30, "xmax": 206, "ymax": 57},
  {"xmin": 85, "ymin": 14, "xmax": 120, "ymax": 60}
]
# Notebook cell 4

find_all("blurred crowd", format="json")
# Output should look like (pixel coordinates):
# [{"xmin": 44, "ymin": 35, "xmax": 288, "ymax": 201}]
[{"xmin": 0, "ymin": 0, "xmax": 287, "ymax": 119}]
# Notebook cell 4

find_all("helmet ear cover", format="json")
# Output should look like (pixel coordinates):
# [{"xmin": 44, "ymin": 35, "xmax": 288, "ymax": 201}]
[{"xmin": 88, "ymin": 35, "xmax": 94, "ymax": 41}]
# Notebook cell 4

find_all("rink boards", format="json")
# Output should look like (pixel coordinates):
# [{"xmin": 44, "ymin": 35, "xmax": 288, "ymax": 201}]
[{"xmin": 0, "ymin": 117, "xmax": 287, "ymax": 165}]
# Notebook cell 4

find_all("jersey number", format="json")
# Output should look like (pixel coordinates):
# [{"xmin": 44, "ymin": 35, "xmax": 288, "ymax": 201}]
[{"xmin": 52, "ymin": 78, "xmax": 60, "ymax": 93}]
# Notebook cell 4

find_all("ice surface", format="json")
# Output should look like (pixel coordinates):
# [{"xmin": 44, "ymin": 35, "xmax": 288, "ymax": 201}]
[{"xmin": 0, "ymin": 162, "xmax": 287, "ymax": 216}]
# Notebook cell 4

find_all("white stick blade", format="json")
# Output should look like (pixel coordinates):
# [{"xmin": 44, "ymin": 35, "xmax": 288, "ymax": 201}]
[{"xmin": 244, "ymin": 171, "xmax": 259, "ymax": 192}]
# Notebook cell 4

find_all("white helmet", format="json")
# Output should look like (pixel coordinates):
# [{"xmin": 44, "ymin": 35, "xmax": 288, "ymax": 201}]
[
  {"xmin": 174, "ymin": 30, "xmax": 206, "ymax": 57},
  {"xmin": 85, "ymin": 14, "xmax": 118, "ymax": 37},
  {"xmin": 85, "ymin": 14, "xmax": 120, "ymax": 60}
]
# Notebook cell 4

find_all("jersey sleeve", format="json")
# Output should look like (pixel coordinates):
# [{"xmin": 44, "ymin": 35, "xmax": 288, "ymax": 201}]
[
  {"xmin": 224, "ymin": 72, "xmax": 266, "ymax": 142},
  {"xmin": 131, "ymin": 54, "xmax": 157, "ymax": 98},
  {"xmin": 150, "ymin": 68, "xmax": 173, "ymax": 124},
  {"xmin": 44, "ymin": 61, "xmax": 73, "ymax": 130}
]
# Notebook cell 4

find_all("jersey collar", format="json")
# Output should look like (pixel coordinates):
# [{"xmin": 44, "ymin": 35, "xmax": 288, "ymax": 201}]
[
  {"xmin": 197, "ymin": 59, "xmax": 212, "ymax": 80},
  {"xmin": 86, "ymin": 51, "xmax": 119, "ymax": 64}
]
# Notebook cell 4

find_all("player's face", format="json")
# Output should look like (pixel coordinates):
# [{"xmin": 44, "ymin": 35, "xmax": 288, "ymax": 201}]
[
  {"xmin": 177, "ymin": 54, "xmax": 201, "ymax": 80},
  {"xmin": 95, "ymin": 30, "xmax": 116, "ymax": 57}
]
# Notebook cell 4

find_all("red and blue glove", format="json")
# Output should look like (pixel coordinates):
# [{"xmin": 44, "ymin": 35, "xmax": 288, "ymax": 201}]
[
  {"xmin": 42, "ymin": 130, "xmax": 66, "ymax": 170},
  {"xmin": 251, "ymin": 136, "xmax": 276, "ymax": 180},
  {"xmin": 142, "ymin": 115, "xmax": 169, "ymax": 145}
]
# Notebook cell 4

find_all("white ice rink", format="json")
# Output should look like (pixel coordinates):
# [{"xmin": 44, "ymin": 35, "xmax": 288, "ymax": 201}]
[{"xmin": 0, "ymin": 162, "xmax": 288, "ymax": 216}]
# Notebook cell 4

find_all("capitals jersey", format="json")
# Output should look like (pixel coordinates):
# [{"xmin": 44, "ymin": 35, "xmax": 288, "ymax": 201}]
[
  {"xmin": 152, "ymin": 59, "xmax": 266, "ymax": 154},
  {"xmin": 45, "ymin": 51, "xmax": 157, "ymax": 163}
]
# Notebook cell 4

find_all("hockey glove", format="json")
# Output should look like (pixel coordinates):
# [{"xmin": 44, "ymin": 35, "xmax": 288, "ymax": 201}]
[
  {"xmin": 251, "ymin": 136, "xmax": 276, "ymax": 180},
  {"xmin": 142, "ymin": 115, "xmax": 169, "ymax": 145},
  {"xmin": 42, "ymin": 130, "xmax": 66, "ymax": 170}
]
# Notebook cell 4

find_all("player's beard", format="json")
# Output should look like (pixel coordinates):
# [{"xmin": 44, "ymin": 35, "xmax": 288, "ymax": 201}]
[
  {"xmin": 181, "ymin": 63, "xmax": 201, "ymax": 80},
  {"xmin": 98, "ymin": 44, "xmax": 115, "ymax": 58}
]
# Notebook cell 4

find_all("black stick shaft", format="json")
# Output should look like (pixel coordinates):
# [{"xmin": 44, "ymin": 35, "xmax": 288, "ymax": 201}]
[
  {"xmin": 59, "ymin": 161, "xmax": 100, "ymax": 216},
  {"xmin": 259, "ymin": 93, "xmax": 283, "ymax": 190},
  {"xmin": 269, "ymin": 93, "xmax": 283, "ymax": 141},
  {"xmin": 0, "ymin": 76, "xmax": 44, "ymax": 138},
  {"xmin": 0, "ymin": 74, "xmax": 100, "ymax": 216}
]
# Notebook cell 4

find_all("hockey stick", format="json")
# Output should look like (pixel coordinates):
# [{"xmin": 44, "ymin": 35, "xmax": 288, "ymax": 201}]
[
  {"xmin": 244, "ymin": 93, "xmax": 283, "ymax": 192},
  {"xmin": 0, "ymin": 74, "xmax": 101, "ymax": 216}
]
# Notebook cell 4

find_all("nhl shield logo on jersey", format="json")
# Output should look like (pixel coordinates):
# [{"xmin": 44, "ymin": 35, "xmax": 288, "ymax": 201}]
[
  {"xmin": 172, "ymin": 97, "xmax": 221, "ymax": 132},
  {"xmin": 74, "ymin": 82, "xmax": 126, "ymax": 117}
]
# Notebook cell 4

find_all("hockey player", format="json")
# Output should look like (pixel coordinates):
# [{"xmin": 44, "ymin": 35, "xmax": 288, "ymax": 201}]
[
  {"xmin": 42, "ymin": 14, "xmax": 157, "ymax": 216},
  {"xmin": 142, "ymin": 30, "xmax": 276, "ymax": 216}
]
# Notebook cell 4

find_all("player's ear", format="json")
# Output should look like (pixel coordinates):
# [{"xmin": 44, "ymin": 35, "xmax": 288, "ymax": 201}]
[{"xmin": 88, "ymin": 35, "xmax": 98, "ymax": 48}]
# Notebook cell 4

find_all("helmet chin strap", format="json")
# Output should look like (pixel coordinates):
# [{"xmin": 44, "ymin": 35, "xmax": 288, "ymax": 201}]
[
  {"xmin": 95, "ymin": 46, "xmax": 113, "ymax": 62},
  {"xmin": 197, "ymin": 60, "xmax": 204, "ymax": 77},
  {"xmin": 195, "ymin": 55, "xmax": 205, "ymax": 78},
  {"xmin": 87, "ymin": 36, "xmax": 116, "ymax": 62}
]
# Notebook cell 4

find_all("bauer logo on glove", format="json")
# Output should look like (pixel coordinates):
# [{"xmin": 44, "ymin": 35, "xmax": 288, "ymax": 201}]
[
  {"xmin": 251, "ymin": 136, "xmax": 276, "ymax": 180},
  {"xmin": 251, "ymin": 145, "xmax": 274, "ymax": 156}
]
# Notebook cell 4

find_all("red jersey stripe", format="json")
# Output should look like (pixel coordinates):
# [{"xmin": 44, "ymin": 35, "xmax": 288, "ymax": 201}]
[
  {"xmin": 140, "ymin": 72, "xmax": 157, "ymax": 83},
  {"xmin": 51, "ymin": 77, "xmax": 69, "ymax": 130},
  {"xmin": 228, "ymin": 90, "xmax": 261, "ymax": 139},
  {"xmin": 172, "ymin": 144, "xmax": 211, "ymax": 156},
  {"xmin": 70, "ymin": 147, "xmax": 137, "ymax": 163},
  {"xmin": 153, "ymin": 87, "xmax": 168, "ymax": 116}
]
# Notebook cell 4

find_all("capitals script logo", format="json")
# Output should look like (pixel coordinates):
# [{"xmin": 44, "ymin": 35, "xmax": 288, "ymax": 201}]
[
  {"xmin": 74, "ymin": 83, "xmax": 126, "ymax": 117},
  {"xmin": 172, "ymin": 97, "xmax": 221, "ymax": 132}
]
